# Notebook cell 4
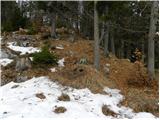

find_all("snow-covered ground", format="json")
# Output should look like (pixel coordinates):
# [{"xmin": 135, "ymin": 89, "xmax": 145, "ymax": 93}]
[
  {"xmin": 0, "ymin": 59, "xmax": 13, "ymax": 67},
  {"xmin": 58, "ymin": 58, "xmax": 65, "ymax": 67},
  {"xmin": 7, "ymin": 42, "xmax": 40, "ymax": 55},
  {"xmin": 0, "ymin": 77, "xmax": 157, "ymax": 119}
]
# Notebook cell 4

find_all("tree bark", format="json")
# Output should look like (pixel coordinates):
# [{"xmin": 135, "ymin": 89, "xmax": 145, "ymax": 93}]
[
  {"xmin": 50, "ymin": 12, "xmax": 56, "ymax": 38},
  {"xmin": 100, "ymin": 20, "xmax": 105, "ymax": 44},
  {"xmin": 121, "ymin": 40, "xmax": 124, "ymax": 58},
  {"xmin": 147, "ymin": 1, "xmax": 158, "ymax": 80},
  {"xmin": 141, "ymin": 41, "xmax": 145, "ymax": 63},
  {"xmin": 94, "ymin": 1, "xmax": 100, "ymax": 70},
  {"xmin": 110, "ymin": 28, "xmax": 115, "ymax": 55},
  {"xmin": 104, "ymin": 6, "xmax": 109, "ymax": 57}
]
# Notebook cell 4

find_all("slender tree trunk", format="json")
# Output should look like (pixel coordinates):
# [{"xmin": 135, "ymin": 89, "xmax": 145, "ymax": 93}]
[
  {"xmin": 75, "ymin": 16, "xmax": 79, "ymax": 33},
  {"xmin": 50, "ymin": 12, "xmax": 56, "ymax": 38},
  {"xmin": 104, "ymin": 22, "xmax": 109, "ymax": 56},
  {"xmin": 94, "ymin": 1, "xmax": 100, "ymax": 70},
  {"xmin": 100, "ymin": 20, "xmax": 105, "ymax": 44},
  {"xmin": 78, "ymin": 1, "xmax": 83, "ymax": 35},
  {"xmin": 110, "ymin": 29, "xmax": 115, "ymax": 55},
  {"xmin": 147, "ymin": 1, "xmax": 158, "ymax": 80},
  {"xmin": 121, "ymin": 40, "xmax": 124, "ymax": 58},
  {"xmin": 127, "ymin": 43, "xmax": 131, "ymax": 59},
  {"xmin": 142, "ymin": 41, "xmax": 145, "ymax": 63},
  {"xmin": 104, "ymin": 6, "xmax": 109, "ymax": 57}
]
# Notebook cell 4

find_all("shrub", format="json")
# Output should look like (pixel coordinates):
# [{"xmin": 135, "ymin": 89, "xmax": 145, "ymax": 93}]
[
  {"xmin": 27, "ymin": 27, "xmax": 37, "ymax": 35},
  {"xmin": 32, "ymin": 46, "xmax": 58, "ymax": 65}
]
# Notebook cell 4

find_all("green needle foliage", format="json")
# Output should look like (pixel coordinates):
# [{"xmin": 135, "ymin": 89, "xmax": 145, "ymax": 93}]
[{"xmin": 32, "ymin": 46, "xmax": 58, "ymax": 65}]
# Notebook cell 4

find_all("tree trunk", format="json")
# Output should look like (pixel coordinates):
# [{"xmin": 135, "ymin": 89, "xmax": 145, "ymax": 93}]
[
  {"xmin": 121, "ymin": 40, "xmax": 124, "ymax": 58},
  {"xmin": 104, "ymin": 6, "xmax": 109, "ymax": 57},
  {"xmin": 110, "ymin": 29, "xmax": 115, "ymax": 55},
  {"xmin": 94, "ymin": 1, "xmax": 100, "ymax": 70},
  {"xmin": 100, "ymin": 20, "xmax": 105, "ymax": 44},
  {"xmin": 127, "ymin": 43, "xmax": 131, "ymax": 59},
  {"xmin": 141, "ymin": 41, "xmax": 145, "ymax": 63},
  {"xmin": 50, "ymin": 12, "xmax": 56, "ymax": 38},
  {"xmin": 147, "ymin": 1, "xmax": 158, "ymax": 80}
]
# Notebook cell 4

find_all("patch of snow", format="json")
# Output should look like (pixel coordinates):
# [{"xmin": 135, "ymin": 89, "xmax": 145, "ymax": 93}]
[
  {"xmin": 56, "ymin": 46, "xmax": 64, "ymax": 50},
  {"xmin": 0, "ymin": 77, "xmax": 157, "ymax": 119},
  {"xmin": 29, "ymin": 57, "xmax": 33, "ymax": 61},
  {"xmin": 156, "ymin": 32, "xmax": 159, "ymax": 35},
  {"xmin": 106, "ymin": 63, "xmax": 110, "ymax": 67},
  {"xmin": 7, "ymin": 42, "xmax": 40, "ymax": 55},
  {"xmin": 133, "ymin": 112, "xmax": 156, "ymax": 118},
  {"xmin": 58, "ymin": 58, "xmax": 65, "ymax": 67},
  {"xmin": 0, "ymin": 58, "xmax": 13, "ymax": 66},
  {"xmin": 50, "ymin": 68, "xmax": 57, "ymax": 72}
]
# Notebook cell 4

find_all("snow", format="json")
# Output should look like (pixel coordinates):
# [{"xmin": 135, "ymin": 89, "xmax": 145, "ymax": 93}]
[
  {"xmin": 58, "ymin": 58, "xmax": 65, "ymax": 67},
  {"xmin": 106, "ymin": 63, "xmax": 110, "ymax": 67},
  {"xmin": 133, "ymin": 112, "xmax": 156, "ymax": 118},
  {"xmin": 0, "ymin": 58, "xmax": 13, "ymax": 66},
  {"xmin": 0, "ymin": 76, "xmax": 157, "ymax": 119},
  {"xmin": 50, "ymin": 68, "xmax": 57, "ymax": 72},
  {"xmin": 156, "ymin": 32, "xmax": 159, "ymax": 35},
  {"xmin": 7, "ymin": 42, "xmax": 40, "ymax": 55},
  {"xmin": 56, "ymin": 46, "xmax": 64, "ymax": 50},
  {"xmin": 29, "ymin": 57, "xmax": 33, "ymax": 61}
]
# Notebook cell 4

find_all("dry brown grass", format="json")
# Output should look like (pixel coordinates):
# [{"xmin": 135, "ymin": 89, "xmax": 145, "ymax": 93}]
[
  {"xmin": 48, "ymin": 64, "xmax": 114, "ymax": 94},
  {"xmin": 58, "ymin": 93, "xmax": 70, "ymax": 101},
  {"xmin": 102, "ymin": 105, "xmax": 118, "ymax": 117},
  {"xmin": 35, "ymin": 93, "xmax": 46, "ymax": 99},
  {"xmin": 54, "ymin": 106, "xmax": 67, "ymax": 114},
  {"xmin": 2, "ymin": 31, "xmax": 158, "ymax": 117}
]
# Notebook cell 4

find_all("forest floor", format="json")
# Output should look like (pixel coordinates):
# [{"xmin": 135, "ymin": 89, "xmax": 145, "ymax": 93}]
[{"xmin": 0, "ymin": 27, "xmax": 159, "ymax": 118}]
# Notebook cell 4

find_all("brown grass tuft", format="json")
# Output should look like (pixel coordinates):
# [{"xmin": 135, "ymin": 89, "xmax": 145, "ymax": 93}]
[
  {"xmin": 102, "ymin": 105, "xmax": 117, "ymax": 117},
  {"xmin": 54, "ymin": 106, "xmax": 67, "ymax": 113},
  {"xmin": 48, "ymin": 64, "xmax": 114, "ymax": 94},
  {"xmin": 35, "ymin": 92, "xmax": 46, "ymax": 99},
  {"xmin": 58, "ymin": 93, "xmax": 70, "ymax": 101}
]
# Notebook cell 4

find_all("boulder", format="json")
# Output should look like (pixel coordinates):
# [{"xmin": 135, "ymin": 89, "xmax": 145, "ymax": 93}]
[
  {"xmin": 15, "ymin": 57, "xmax": 31, "ymax": 71},
  {"xmin": 16, "ymin": 75, "xmax": 28, "ymax": 83}
]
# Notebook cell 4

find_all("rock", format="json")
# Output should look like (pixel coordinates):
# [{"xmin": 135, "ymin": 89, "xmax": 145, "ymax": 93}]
[
  {"xmin": 16, "ymin": 76, "xmax": 28, "ymax": 83},
  {"xmin": 0, "ymin": 50, "xmax": 9, "ymax": 58},
  {"xmin": 104, "ymin": 64, "xmax": 110, "ymax": 75},
  {"xmin": 11, "ymin": 85, "xmax": 19, "ymax": 89},
  {"xmin": 13, "ymin": 35, "xmax": 33, "ymax": 42},
  {"xmin": 69, "ymin": 30, "xmax": 76, "ymax": 42},
  {"xmin": 15, "ymin": 57, "xmax": 31, "ymax": 71},
  {"xmin": 3, "ymin": 112, "xmax": 8, "ymax": 114},
  {"xmin": 16, "ymin": 40, "xmax": 30, "ymax": 47}
]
